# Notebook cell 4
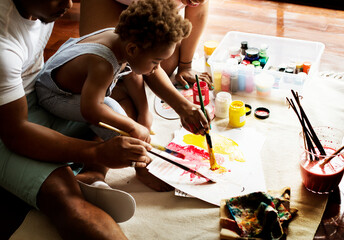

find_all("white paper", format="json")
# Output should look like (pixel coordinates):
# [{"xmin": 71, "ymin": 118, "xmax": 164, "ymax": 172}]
[{"xmin": 147, "ymin": 127, "xmax": 267, "ymax": 206}]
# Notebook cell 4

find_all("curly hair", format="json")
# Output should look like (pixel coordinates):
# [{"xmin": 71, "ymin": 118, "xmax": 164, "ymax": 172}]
[{"xmin": 115, "ymin": 0, "xmax": 192, "ymax": 50}]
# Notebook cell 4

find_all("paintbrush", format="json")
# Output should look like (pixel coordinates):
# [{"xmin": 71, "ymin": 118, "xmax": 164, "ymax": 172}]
[
  {"xmin": 195, "ymin": 75, "xmax": 221, "ymax": 170},
  {"xmin": 320, "ymin": 145, "xmax": 344, "ymax": 168},
  {"xmin": 99, "ymin": 122, "xmax": 185, "ymax": 159},
  {"xmin": 98, "ymin": 122, "xmax": 215, "ymax": 182}
]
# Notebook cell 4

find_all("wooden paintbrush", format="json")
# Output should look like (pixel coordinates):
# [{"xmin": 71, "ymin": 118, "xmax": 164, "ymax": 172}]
[
  {"xmin": 195, "ymin": 75, "xmax": 221, "ymax": 170},
  {"xmin": 99, "ymin": 122, "xmax": 185, "ymax": 159},
  {"xmin": 98, "ymin": 122, "xmax": 215, "ymax": 182}
]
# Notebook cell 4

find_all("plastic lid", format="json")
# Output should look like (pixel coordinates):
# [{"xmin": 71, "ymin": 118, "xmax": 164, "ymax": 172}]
[
  {"xmin": 260, "ymin": 43, "xmax": 269, "ymax": 51},
  {"xmin": 245, "ymin": 48, "xmax": 259, "ymax": 57},
  {"xmin": 216, "ymin": 91, "xmax": 232, "ymax": 101},
  {"xmin": 254, "ymin": 107, "xmax": 270, "ymax": 119},
  {"xmin": 241, "ymin": 41, "xmax": 248, "ymax": 48},
  {"xmin": 204, "ymin": 41, "xmax": 219, "ymax": 55},
  {"xmin": 252, "ymin": 61, "xmax": 260, "ymax": 67},
  {"xmin": 254, "ymin": 73, "xmax": 274, "ymax": 88},
  {"xmin": 229, "ymin": 46, "xmax": 240, "ymax": 55},
  {"xmin": 245, "ymin": 104, "xmax": 252, "ymax": 115}
]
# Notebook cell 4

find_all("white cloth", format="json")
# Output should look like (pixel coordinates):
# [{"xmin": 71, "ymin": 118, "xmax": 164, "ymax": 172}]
[
  {"xmin": 10, "ymin": 72, "xmax": 343, "ymax": 240},
  {"xmin": 0, "ymin": 0, "xmax": 53, "ymax": 106}
]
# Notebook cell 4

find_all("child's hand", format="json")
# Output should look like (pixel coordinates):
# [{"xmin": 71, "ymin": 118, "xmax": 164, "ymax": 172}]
[
  {"xmin": 129, "ymin": 122, "xmax": 151, "ymax": 143},
  {"xmin": 179, "ymin": 103, "xmax": 210, "ymax": 135},
  {"xmin": 175, "ymin": 67, "xmax": 212, "ymax": 89}
]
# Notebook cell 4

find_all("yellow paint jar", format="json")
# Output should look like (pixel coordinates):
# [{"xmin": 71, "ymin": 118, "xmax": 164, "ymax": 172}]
[{"xmin": 229, "ymin": 100, "xmax": 246, "ymax": 128}]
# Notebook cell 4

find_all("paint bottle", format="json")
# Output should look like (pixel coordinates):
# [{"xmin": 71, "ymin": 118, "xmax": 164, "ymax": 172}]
[
  {"xmin": 252, "ymin": 61, "xmax": 261, "ymax": 68},
  {"xmin": 212, "ymin": 62, "xmax": 224, "ymax": 95},
  {"xmin": 229, "ymin": 62, "xmax": 239, "ymax": 92},
  {"xmin": 238, "ymin": 66, "xmax": 246, "ymax": 91},
  {"xmin": 192, "ymin": 81, "xmax": 209, "ymax": 106},
  {"xmin": 229, "ymin": 46, "xmax": 242, "ymax": 64},
  {"xmin": 284, "ymin": 67, "xmax": 294, "ymax": 83},
  {"xmin": 295, "ymin": 62, "xmax": 303, "ymax": 74},
  {"xmin": 215, "ymin": 91, "xmax": 232, "ymax": 119},
  {"xmin": 302, "ymin": 62, "xmax": 311, "ymax": 74},
  {"xmin": 204, "ymin": 40, "xmax": 219, "ymax": 75},
  {"xmin": 241, "ymin": 41, "xmax": 248, "ymax": 56},
  {"xmin": 245, "ymin": 65, "xmax": 255, "ymax": 93},
  {"xmin": 229, "ymin": 100, "xmax": 246, "ymax": 128},
  {"xmin": 258, "ymin": 44, "xmax": 269, "ymax": 67},
  {"xmin": 244, "ymin": 48, "xmax": 259, "ymax": 63},
  {"xmin": 221, "ymin": 64, "xmax": 231, "ymax": 93}
]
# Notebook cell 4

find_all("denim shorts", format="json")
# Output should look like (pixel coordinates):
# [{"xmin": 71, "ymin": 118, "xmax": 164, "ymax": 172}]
[
  {"xmin": 0, "ymin": 91, "xmax": 93, "ymax": 208},
  {"xmin": 35, "ymin": 77, "xmax": 126, "ymax": 141}
]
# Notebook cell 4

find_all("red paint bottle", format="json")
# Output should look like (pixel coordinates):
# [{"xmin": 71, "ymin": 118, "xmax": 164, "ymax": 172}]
[{"xmin": 193, "ymin": 81, "xmax": 209, "ymax": 106}]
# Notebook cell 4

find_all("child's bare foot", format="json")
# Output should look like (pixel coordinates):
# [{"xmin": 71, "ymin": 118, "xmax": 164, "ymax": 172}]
[{"xmin": 135, "ymin": 167, "xmax": 174, "ymax": 192}]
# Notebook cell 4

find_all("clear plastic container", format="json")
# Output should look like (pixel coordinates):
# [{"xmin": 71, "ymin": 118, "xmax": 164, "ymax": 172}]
[{"xmin": 208, "ymin": 31, "xmax": 325, "ymax": 100}]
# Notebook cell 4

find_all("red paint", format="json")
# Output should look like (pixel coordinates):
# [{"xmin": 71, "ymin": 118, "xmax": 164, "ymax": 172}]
[
  {"xmin": 167, "ymin": 142, "xmax": 230, "ymax": 172},
  {"xmin": 300, "ymin": 147, "xmax": 344, "ymax": 194},
  {"xmin": 192, "ymin": 81, "xmax": 209, "ymax": 106},
  {"xmin": 255, "ymin": 110, "xmax": 268, "ymax": 116}
]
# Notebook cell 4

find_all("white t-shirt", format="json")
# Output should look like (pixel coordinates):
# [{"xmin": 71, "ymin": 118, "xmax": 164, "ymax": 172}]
[{"xmin": 0, "ymin": 0, "xmax": 53, "ymax": 106}]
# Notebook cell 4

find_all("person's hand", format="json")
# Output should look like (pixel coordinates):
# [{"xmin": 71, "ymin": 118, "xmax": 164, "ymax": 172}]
[
  {"xmin": 128, "ymin": 122, "xmax": 151, "ymax": 143},
  {"xmin": 179, "ymin": 102, "xmax": 210, "ymax": 135},
  {"xmin": 175, "ymin": 67, "xmax": 212, "ymax": 89},
  {"xmin": 97, "ymin": 136, "xmax": 152, "ymax": 168}
]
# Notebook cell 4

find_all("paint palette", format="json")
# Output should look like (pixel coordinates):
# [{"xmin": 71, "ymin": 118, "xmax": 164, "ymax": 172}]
[{"xmin": 154, "ymin": 89, "xmax": 193, "ymax": 120}]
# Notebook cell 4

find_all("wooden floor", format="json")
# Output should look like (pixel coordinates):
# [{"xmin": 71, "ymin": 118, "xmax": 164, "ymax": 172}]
[
  {"xmin": 3, "ymin": 1, "xmax": 344, "ymax": 239},
  {"xmin": 45, "ymin": 0, "xmax": 344, "ymax": 73}
]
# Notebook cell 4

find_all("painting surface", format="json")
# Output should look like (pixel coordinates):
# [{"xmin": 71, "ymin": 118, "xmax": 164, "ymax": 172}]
[{"xmin": 147, "ymin": 127, "xmax": 267, "ymax": 206}]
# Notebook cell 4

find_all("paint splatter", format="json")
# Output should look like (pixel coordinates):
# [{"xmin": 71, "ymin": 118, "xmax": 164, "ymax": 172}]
[
  {"xmin": 182, "ymin": 133, "xmax": 245, "ymax": 162},
  {"xmin": 166, "ymin": 142, "xmax": 229, "ymax": 173}
]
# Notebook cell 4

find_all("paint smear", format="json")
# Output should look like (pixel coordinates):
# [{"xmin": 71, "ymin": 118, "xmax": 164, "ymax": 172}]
[
  {"xmin": 167, "ymin": 142, "xmax": 229, "ymax": 175},
  {"xmin": 182, "ymin": 133, "xmax": 245, "ymax": 162}
]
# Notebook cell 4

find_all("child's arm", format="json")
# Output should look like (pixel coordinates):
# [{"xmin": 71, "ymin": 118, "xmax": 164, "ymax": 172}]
[
  {"xmin": 175, "ymin": 1, "xmax": 212, "ymax": 88},
  {"xmin": 81, "ymin": 60, "xmax": 150, "ymax": 142},
  {"xmin": 145, "ymin": 66, "xmax": 210, "ymax": 135}
]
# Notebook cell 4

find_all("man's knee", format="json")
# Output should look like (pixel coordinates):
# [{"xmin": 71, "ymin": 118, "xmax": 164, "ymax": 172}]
[{"xmin": 37, "ymin": 166, "xmax": 82, "ymax": 211}]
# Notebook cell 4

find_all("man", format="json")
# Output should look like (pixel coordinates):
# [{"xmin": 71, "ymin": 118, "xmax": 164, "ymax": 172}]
[{"xmin": 0, "ymin": 0, "xmax": 152, "ymax": 239}]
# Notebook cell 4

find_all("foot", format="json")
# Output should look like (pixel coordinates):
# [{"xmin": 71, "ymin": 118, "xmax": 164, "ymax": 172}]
[
  {"xmin": 77, "ymin": 180, "xmax": 136, "ymax": 223},
  {"xmin": 135, "ymin": 167, "xmax": 174, "ymax": 192}
]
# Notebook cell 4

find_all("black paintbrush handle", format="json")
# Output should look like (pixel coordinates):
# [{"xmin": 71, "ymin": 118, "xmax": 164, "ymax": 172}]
[
  {"xmin": 291, "ymin": 90, "xmax": 326, "ymax": 156},
  {"xmin": 148, "ymin": 149, "xmax": 215, "ymax": 182}
]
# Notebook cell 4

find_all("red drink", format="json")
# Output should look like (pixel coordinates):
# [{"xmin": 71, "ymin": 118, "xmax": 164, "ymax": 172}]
[{"xmin": 300, "ymin": 147, "xmax": 344, "ymax": 194}]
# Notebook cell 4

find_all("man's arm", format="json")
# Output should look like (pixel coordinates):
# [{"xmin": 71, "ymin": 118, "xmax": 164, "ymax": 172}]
[
  {"xmin": 0, "ymin": 96, "xmax": 151, "ymax": 168},
  {"xmin": 0, "ymin": 96, "xmax": 97, "ymax": 163}
]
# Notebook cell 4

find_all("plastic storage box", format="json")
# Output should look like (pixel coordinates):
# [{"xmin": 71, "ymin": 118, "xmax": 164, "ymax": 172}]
[{"xmin": 208, "ymin": 31, "xmax": 325, "ymax": 100}]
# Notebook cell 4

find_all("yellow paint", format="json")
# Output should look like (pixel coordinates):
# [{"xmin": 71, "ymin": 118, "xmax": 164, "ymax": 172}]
[
  {"xmin": 183, "ymin": 133, "xmax": 245, "ymax": 162},
  {"xmin": 229, "ymin": 100, "xmax": 246, "ymax": 128}
]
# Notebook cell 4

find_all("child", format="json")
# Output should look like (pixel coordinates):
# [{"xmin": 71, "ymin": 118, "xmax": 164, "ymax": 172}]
[
  {"xmin": 79, "ymin": 0, "xmax": 212, "ymax": 89},
  {"xmin": 36, "ymin": 0, "xmax": 210, "ymax": 147}
]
